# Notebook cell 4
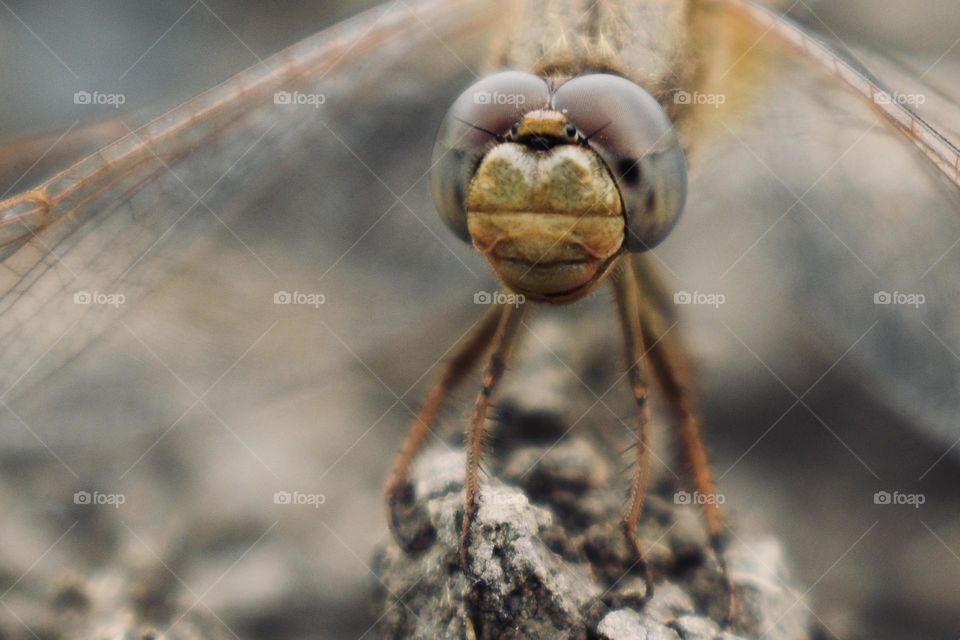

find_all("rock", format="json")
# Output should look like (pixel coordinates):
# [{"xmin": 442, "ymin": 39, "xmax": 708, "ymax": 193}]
[
  {"xmin": 5, "ymin": 567, "xmax": 232, "ymax": 640},
  {"xmin": 674, "ymin": 615, "xmax": 723, "ymax": 639},
  {"xmin": 372, "ymin": 312, "xmax": 811, "ymax": 639},
  {"xmin": 372, "ymin": 438, "xmax": 811, "ymax": 639},
  {"xmin": 597, "ymin": 609, "xmax": 679, "ymax": 640}
]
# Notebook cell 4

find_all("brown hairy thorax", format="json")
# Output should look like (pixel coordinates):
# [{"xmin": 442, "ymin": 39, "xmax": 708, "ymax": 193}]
[{"xmin": 494, "ymin": 1, "xmax": 693, "ymax": 99}]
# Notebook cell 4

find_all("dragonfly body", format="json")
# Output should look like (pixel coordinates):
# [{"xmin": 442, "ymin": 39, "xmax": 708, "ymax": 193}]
[
  {"xmin": 399, "ymin": 0, "xmax": 739, "ymax": 619},
  {"xmin": 431, "ymin": 0, "xmax": 716, "ymax": 301},
  {"xmin": 499, "ymin": 0, "xmax": 690, "ymax": 92}
]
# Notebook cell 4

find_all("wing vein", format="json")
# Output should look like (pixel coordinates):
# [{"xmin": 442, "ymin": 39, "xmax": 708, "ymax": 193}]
[{"xmin": 724, "ymin": 0, "xmax": 960, "ymax": 191}]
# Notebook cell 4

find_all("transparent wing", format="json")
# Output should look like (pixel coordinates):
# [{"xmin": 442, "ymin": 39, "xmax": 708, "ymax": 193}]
[
  {"xmin": 0, "ymin": 0, "xmax": 502, "ymax": 429},
  {"xmin": 0, "ymin": 5, "xmax": 506, "ymax": 632},
  {"xmin": 670, "ymin": 0, "xmax": 960, "ymax": 457},
  {"xmin": 726, "ymin": 0, "xmax": 960, "ymax": 188},
  {"xmin": 0, "ymin": 119, "xmax": 129, "ymax": 195}
]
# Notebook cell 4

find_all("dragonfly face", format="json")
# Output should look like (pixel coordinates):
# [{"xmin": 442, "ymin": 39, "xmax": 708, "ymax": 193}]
[{"xmin": 431, "ymin": 71, "xmax": 688, "ymax": 302}]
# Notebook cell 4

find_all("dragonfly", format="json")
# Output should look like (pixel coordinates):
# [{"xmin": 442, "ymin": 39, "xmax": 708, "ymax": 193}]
[
  {"xmin": 379, "ymin": 0, "xmax": 960, "ymax": 622},
  {"xmin": 1, "ymin": 0, "xmax": 959, "ymax": 635}
]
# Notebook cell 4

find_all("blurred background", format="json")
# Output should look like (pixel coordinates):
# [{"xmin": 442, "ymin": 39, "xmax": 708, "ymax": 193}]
[{"xmin": 0, "ymin": 1, "xmax": 958, "ymax": 638}]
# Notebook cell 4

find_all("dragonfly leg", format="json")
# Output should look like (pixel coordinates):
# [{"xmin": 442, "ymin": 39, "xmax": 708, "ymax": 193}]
[
  {"xmin": 385, "ymin": 303, "xmax": 505, "ymax": 552},
  {"xmin": 459, "ymin": 302, "xmax": 527, "ymax": 571},
  {"xmin": 630, "ymin": 256, "xmax": 737, "ymax": 623},
  {"xmin": 611, "ymin": 260, "xmax": 656, "ymax": 599}
]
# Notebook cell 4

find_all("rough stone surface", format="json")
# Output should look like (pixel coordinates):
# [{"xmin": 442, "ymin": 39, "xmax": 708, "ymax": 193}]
[
  {"xmin": 373, "ymin": 434, "xmax": 811, "ymax": 640},
  {"xmin": 0, "ymin": 566, "xmax": 229, "ymax": 640}
]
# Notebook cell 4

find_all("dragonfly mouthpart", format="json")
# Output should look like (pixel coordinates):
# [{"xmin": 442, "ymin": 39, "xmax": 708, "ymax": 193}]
[{"xmin": 465, "ymin": 141, "xmax": 624, "ymax": 302}]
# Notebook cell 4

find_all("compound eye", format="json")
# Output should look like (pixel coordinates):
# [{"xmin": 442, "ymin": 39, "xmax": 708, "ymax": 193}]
[
  {"xmin": 553, "ymin": 74, "xmax": 688, "ymax": 252},
  {"xmin": 430, "ymin": 71, "xmax": 550, "ymax": 242}
]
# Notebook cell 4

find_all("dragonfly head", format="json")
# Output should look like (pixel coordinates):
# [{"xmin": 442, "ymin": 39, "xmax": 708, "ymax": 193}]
[{"xmin": 431, "ymin": 72, "xmax": 688, "ymax": 303}]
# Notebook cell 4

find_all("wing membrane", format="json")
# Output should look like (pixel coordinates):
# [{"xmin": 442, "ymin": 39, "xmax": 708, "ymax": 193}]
[
  {"xmin": 0, "ymin": 0, "xmax": 501, "ymax": 405},
  {"xmin": 721, "ymin": 0, "xmax": 960, "ymax": 190},
  {"xmin": 677, "ymin": 0, "xmax": 960, "ymax": 457}
]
